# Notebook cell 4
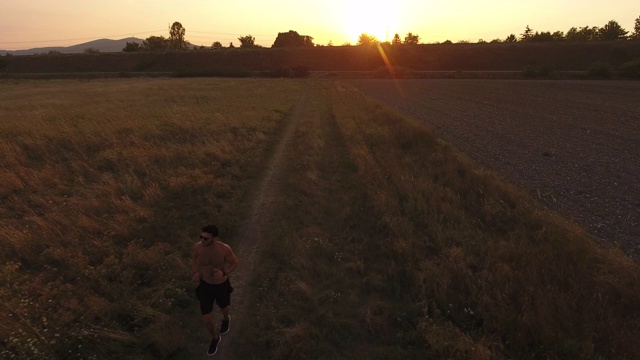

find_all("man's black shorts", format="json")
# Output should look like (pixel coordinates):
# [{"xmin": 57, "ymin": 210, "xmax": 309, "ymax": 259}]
[{"xmin": 195, "ymin": 278, "xmax": 233, "ymax": 315}]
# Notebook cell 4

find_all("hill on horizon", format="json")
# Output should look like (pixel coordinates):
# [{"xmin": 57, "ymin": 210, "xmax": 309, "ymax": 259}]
[{"xmin": 1, "ymin": 37, "xmax": 146, "ymax": 55}]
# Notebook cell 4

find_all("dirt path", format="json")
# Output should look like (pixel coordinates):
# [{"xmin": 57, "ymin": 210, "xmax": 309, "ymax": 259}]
[{"xmin": 194, "ymin": 90, "xmax": 309, "ymax": 359}]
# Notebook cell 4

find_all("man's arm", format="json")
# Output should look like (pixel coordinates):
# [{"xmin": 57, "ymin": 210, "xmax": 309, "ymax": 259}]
[{"xmin": 223, "ymin": 245, "xmax": 239, "ymax": 275}]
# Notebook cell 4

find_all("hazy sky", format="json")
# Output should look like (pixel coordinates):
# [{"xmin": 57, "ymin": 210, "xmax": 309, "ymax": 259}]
[{"xmin": 0, "ymin": 0, "xmax": 638, "ymax": 50}]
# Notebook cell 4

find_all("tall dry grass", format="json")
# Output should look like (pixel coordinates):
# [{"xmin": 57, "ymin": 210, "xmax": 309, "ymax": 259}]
[
  {"xmin": 0, "ymin": 78, "xmax": 303, "ymax": 359},
  {"xmin": 234, "ymin": 80, "xmax": 640, "ymax": 359},
  {"xmin": 3, "ymin": 78, "xmax": 640, "ymax": 359},
  {"xmin": 331, "ymin": 86, "xmax": 640, "ymax": 359}
]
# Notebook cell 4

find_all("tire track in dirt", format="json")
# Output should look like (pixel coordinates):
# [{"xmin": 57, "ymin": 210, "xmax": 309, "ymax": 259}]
[{"xmin": 195, "ymin": 90, "xmax": 309, "ymax": 359}]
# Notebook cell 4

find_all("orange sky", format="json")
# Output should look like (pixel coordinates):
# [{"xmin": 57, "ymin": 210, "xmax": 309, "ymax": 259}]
[{"xmin": 0, "ymin": 0, "xmax": 638, "ymax": 50}]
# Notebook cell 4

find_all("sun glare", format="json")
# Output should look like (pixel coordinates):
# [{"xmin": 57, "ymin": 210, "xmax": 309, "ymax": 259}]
[{"xmin": 341, "ymin": 1, "xmax": 398, "ymax": 43}]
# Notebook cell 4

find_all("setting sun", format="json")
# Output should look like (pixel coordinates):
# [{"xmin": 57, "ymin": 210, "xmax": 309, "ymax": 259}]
[
  {"xmin": 0, "ymin": 1, "xmax": 638, "ymax": 51},
  {"xmin": 341, "ymin": 1, "xmax": 399, "ymax": 43}
]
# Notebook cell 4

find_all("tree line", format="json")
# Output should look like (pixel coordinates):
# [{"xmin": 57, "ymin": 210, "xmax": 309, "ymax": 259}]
[
  {"xmin": 122, "ymin": 17, "xmax": 640, "ymax": 52},
  {"xmin": 508, "ymin": 19, "xmax": 639, "ymax": 43},
  {"xmin": 452, "ymin": 18, "xmax": 640, "ymax": 44},
  {"xmin": 122, "ymin": 22, "xmax": 309, "ymax": 52},
  {"xmin": 121, "ymin": 23, "xmax": 427, "ymax": 52}
]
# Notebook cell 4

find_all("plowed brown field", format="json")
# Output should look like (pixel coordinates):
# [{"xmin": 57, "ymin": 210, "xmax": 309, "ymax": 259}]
[{"xmin": 351, "ymin": 79, "xmax": 640, "ymax": 259}]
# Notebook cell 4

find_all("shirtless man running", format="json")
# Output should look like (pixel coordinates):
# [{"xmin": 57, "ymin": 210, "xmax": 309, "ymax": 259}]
[{"xmin": 192, "ymin": 224, "xmax": 239, "ymax": 356}]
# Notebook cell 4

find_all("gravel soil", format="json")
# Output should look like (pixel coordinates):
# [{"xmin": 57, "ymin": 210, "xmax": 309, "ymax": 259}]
[{"xmin": 351, "ymin": 79, "xmax": 640, "ymax": 259}]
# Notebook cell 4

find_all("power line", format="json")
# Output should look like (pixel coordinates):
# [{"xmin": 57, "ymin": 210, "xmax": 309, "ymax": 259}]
[
  {"xmin": 0, "ymin": 28, "xmax": 279, "ymax": 48},
  {"xmin": 0, "ymin": 29, "xmax": 166, "ymax": 45},
  {"xmin": 189, "ymin": 30, "xmax": 277, "ymax": 37},
  {"xmin": 189, "ymin": 34, "xmax": 275, "ymax": 39}
]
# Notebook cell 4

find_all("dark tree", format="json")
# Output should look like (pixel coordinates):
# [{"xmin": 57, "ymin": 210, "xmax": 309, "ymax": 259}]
[
  {"xmin": 357, "ymin": 33, "xmax": 378, "ymax": 46},
  {"xmin": 122, "ymin": 42, "xmax": 142, "ymax": 52},
  {"xmin": 391, "ymin": 33, "xmax": 401, "ymax": 45},
  {"xmin": 551, "ymin": 31, "xmax": 565, "ymax": 41},
  {"xmin": 238, "ymin": 35, "xmax": 256, "ymax": 48},
  {"xmin": 566, "ymin": 26, "xmax": 599, "ymax": 41},
  {"xmin": 565, "ymin": 27, "xmax": 579, "ymax": 41},
  {"xmin": 302, "ymin": 36, "xmax": 314, "ymax": 47},
  {"xmin": 504, "ymin": 34, "xmax": 517, "ymax": 43},
  {"xmin": 212, "ymin": 41, "xmax": 223, "ymax": 49},
  {"xmin": 229, "ymin": 42, "xmax": 235, "ymax": 48},
  {"xmin": 520, "ymin": 25, "xmax": 534, "ymax": 41},
  {"xmin": 633, "ymin": 15, "xmax": 640, "ymax": 40},
  {"xmin": 272, "ymin": 30, "xmax": 314, "ymax": 47},
  {"xmin": 599, "ymin": 20, "xmax": 628, "ymax": 40},
  {"xmin": 404, "ymin": 32, "xmax": 420, "ymax": 44},
  {"xmin": 531, "ymin": 31, "xmax": 554, "ymax": 42},
  {"xmin": 169, "ymin": 21, "xmax": 188, "ymax": 50},
  {"xmin": 143, "ymin": 36, "xmax": 169, "ymax": 51}
]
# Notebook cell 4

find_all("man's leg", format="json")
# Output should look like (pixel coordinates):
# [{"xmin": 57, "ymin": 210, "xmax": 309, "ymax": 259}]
[
  {"xmin": 219, "ymin": 280, "xmax": 232, "ymax": 335},
  {"xmin": 202, "ymin": 313, "xmax": 217, "ymax": 337},
  {"xmin": 198, "ymin": 282, "xmax": 222, "ymax": 355},
  {"xmin": 220, "ymin": 306, "xmax": 231, "ymax": 335},
  {"xmin": 203, "ymin": 313, "xmax": 221, "ymax": 355}
]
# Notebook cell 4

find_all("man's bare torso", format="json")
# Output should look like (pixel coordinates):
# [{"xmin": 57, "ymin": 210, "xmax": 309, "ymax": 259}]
[{"xmin": 195, "ymin": 240, "xmax": 233, "ymax": 285}]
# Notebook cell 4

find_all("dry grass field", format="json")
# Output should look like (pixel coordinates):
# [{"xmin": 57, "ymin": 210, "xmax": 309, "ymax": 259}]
[
  {"xmin": 1, "ymin": 78, "xmax": 640, "ymax": 359},
  {"xmin": 0, "ymin": 78, "xmax": 304, "ymax": 359}
]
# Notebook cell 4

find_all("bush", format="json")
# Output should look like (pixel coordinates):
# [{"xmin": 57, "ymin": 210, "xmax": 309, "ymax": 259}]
[
  {"xmin": 173, "ymin": 69, "xmax": 252, "ymax": 78},
  {"xmin": 373, "ymin": 65, "xmax": 414, "ymax": 78},
  {"xmin": 522, "ymin": 65, "xmax": 538, "ymax": 78},
  {"xmin": 522, "ymin": 64, "xmax": 555, "ymax": 78},
  {"xmin": 609, "ymin": 46, "xmax": 632, "ymax": 64},
  {"xmin": 588, "ymin": 62, "xmax": 612, "ymax": 78},
  {"xmin": 267, "ymin": 66, "xmax": 309, "ymax": 78},
  {"xmin": 537, "ymin": 64, "xmax": 555, "ymax": 77},
  {"xmin": 620, "ymin": 58, "xmax": 640, "ymax": 79},
  {"xmin": 133, "ymin": 59, "xmax": 157, "ymax": 71}
]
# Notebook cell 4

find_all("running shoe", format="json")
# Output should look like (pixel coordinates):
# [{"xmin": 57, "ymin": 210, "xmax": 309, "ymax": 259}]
[
  {"xmin": 207, "ymin": 336, "xmax": 221, "ymax": 356},
  {"xmin": 220, "ymin": 316, "xmax": 231, "ymax": 335}
]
